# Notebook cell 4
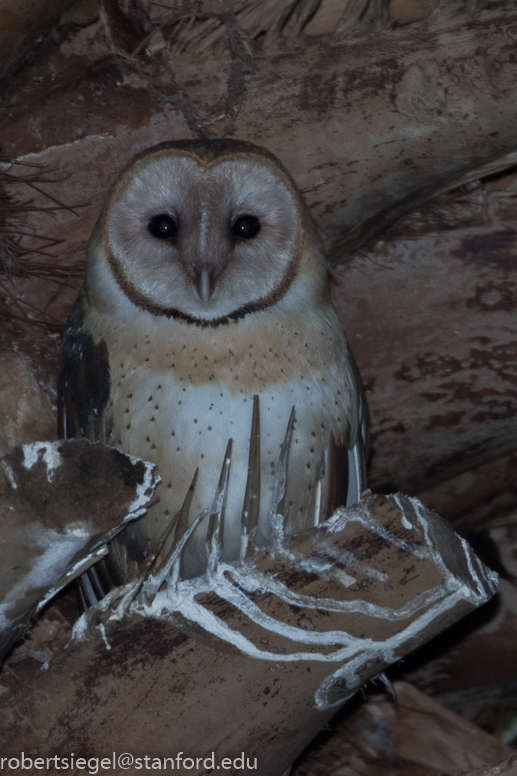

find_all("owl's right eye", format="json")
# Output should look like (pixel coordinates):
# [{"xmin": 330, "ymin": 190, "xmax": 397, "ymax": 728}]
[{"xmin": 148, "ymin": 214, "xmax": 177, "ymax": 240}]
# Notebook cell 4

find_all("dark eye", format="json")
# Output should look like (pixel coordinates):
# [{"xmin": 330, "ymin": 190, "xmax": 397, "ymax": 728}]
[
  {"xmin": 148, "ymin": 214, "xmax": 177, "ymax": 240},
  {"xmin": 232, "ymin": 215, "xmax": 261, "ymax": 240}
]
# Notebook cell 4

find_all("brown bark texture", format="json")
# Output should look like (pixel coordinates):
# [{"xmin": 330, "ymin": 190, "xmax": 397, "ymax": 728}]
[
  {"xmin": 293, "ymin": 681, "xmax": 512, "ymax": 776},
  {"xmin": 2, "ymin": 2, "xmax": 517, "ymax": 258},
  {"xmin": 0, "ymin": 0, "xmax": 75, "ymax": 92},
  {"xmin": 458, "ymin": 754, "xmax": 517, "ymax": 776},
  {"xmin": 0, "ymin": 352, "xmax": 55, "ymax": 457},
  {"xmin": 0, "ymin": 439, "xmax": 158, "ymax": 662},
  {"xmin": 1, "ymin": 0, "xmax": 516, "ymax": 503},
  {"xmin": 0, "ymin": 4, "xmax": 515, "ymax": 770},
  {"xmin": 0, "ymin": 493, "xmax": 497, "ymax": 775}
]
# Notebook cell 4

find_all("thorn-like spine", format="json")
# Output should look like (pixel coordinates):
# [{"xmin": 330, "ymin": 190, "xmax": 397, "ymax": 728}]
[
  {"xmin": 147, "ymin": 508, "xmax": 209, "ymax": 600},
  {"xmin": 378, "ymin": 671, "xmax": 398, "ymax": 703},
  {"xmin": 313, "ymin": 471, "xmax": 323, "ymax": 529},
  {"xmin": 241, "ymin": 395, "xmax": 261, "ymax": 560},
  {"xmin": 176, "ymin": 467, "xmax": 199, "ymax": 542},
  {"xmin": 315, "ymin": 448, "xmax": 328, "ymax": 528},
  {"xmin": 336, "ymin": 0, "xmax": 369, "ymax": 31},
  {"xmin": 267, "ymin": 405, "xmax": 295, "ymax": 551},
  {"xmin": 206, "ymin": 439, "xmax": 233, "ymax": 574},
  {"xmin": 132, "ymin": 468, "xmax": 199, "ymax": 603},
  {"xmin": 373, "ymin": 0, "xmax": 390, "ymax": 32}
]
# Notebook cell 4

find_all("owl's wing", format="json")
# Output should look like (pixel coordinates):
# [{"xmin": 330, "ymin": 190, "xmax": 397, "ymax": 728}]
[
  {"xmin": 57, "ymin": 294, "xmax": 130, "ymax": 604},
  {"xmin": 316, "ymin": 353, "xmax": 369, "ymax": 522},
  {"xmin": 57, "ymin": 293, "xmax": 111, "ymax": 443}
]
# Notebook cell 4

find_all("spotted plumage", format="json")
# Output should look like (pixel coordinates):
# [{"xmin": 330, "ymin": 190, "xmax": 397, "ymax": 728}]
[{"xmin": 58, "ymin": 139, "xmax": 369, "ymax": 579}]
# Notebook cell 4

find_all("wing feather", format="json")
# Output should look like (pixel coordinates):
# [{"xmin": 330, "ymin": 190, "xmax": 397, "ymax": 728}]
[{"xmin": 57, "ymin": 294, "xmax": 111, "ymax": 443}]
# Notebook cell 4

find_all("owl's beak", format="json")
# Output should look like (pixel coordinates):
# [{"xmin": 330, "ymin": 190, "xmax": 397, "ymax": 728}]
[{"xmin": 192, "ymin": 266, "xmax": 216, "ymax": 304}]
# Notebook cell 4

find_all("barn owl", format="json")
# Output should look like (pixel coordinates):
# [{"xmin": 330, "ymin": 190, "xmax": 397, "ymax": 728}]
[{"xmin": 58, "ymin": 139, "xmax": 369, "ymax": 583}]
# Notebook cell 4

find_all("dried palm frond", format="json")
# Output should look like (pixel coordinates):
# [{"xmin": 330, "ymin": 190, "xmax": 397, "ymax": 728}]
[
  {"xmin": 0, "ymin": 157, "xmax": 87, "ymax": 333},
  {"xmin": 0, "ymin": 400, "xmax": 497, "ymax": 775}
]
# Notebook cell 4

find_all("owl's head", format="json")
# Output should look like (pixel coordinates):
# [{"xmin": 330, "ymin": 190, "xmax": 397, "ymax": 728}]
[{"xmin": 89, "ymin": 139, "xmax": 327, "ymax": 324}]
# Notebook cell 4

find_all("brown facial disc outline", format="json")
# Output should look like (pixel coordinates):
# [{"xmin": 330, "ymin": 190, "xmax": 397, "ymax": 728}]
[{"xmin": 101, "ymin": 140, "xmax": 305, "ymax": 328}]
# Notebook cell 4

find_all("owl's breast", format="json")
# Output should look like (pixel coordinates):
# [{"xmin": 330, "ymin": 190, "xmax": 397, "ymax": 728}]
[{"xmin": 92, "ymin": 309, "xmax": 355, "ymax": 576}]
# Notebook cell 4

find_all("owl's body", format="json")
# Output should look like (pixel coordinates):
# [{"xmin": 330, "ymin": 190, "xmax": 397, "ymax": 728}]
[{"xmin": 59, "ymin": 140, "xmax": 368, "ymax": 579}]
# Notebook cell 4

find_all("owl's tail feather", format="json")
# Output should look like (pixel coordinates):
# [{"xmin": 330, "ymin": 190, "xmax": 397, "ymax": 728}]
[{"xmin": 77, "ymin": 559, "xmax": 112, "ymax": 609}]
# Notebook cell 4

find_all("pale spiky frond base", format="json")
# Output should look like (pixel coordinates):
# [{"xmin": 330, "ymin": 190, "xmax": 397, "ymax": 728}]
[
  {"xmin": 71, "ymin": 402, "xmax": 496, "ymax": 715},
  {"xmin": 0, "ymin": 416, "xmax": 497, "ymax": 774}
]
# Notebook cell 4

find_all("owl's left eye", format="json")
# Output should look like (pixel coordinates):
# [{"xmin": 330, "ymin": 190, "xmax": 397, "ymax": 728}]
[
  {"xmin": 231, "ymin": 215, "xmax": 261, "ymax": 240},
  {"xmin": 148, "ymin": 214, "xmax": 177, "ymax": 240}
]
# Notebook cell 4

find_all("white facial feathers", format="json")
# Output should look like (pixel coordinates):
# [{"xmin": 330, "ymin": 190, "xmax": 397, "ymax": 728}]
[{"xmin": 104, "ymin": 153, "xmax": 316, "ymax": 321}]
